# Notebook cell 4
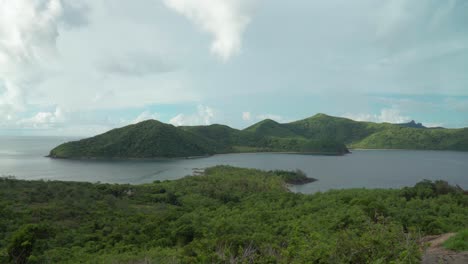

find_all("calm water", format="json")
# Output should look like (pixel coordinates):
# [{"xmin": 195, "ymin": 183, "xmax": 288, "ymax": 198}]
[{"xmin": 1, "ymin": 136, "xmax": 467, "ymax": 193}]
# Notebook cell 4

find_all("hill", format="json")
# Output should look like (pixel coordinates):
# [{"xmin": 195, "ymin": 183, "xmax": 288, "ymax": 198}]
[
  {"xmin": 244, "ymin": 119, "xmax": 300, "ymax": 138},
  {"xmin": 352, "ymin": 127, "xmax": 468, "ymax": 150},
  {"xmin": 397, "ymin": 120, "xmax": 427, "ymax": 129},
  {"xmin": 1, "ymin": 166, "xmax": 466, "ymax": 263},
  {"xmin": 49, "ymin": 113, "xmax": 468, "ymax": 159},
  {"xmin": 283, "ymin": 114, "xmax": 468, "ymax": 151},
  {"xmin": 49, "ymin": 120, "xmax": 220, "ymax": 159},
  {"xmin": 50, "ymin": 119, "xmax": 349, "ymax": 159}
]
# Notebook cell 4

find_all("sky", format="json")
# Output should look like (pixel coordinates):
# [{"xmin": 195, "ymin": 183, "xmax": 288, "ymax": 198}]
[{"xmin": 0, "ymin": 0, "xmax": 467, "ymax": 136}]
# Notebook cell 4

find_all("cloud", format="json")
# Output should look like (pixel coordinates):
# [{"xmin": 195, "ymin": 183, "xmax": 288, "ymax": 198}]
[
  {"xmin": 132, "ymin": 110, "xmax": 160, "ymax": 124},
  {"xmin": 241, "ymin": 111, "xmax": 251, "ymax": 121},
  {"xmin": 376, "ymin": 0, "xmax": 465, "ymax": 51},
  {"xmin": 343, "ymin": 108, "xmax": 411, "ymax": 124},
  {"xmin": 163, "ymin": 0, "xmax": 256, "ymax": 61},
  {"xmin": 170, "ymin": 105, "xmax": 215, "ymax": 126},
  {"xmin": 60, "ymin": 0, "xmax": 89, "ymax": 28},
  {"xmin": 0, "ymin": 0, "xmax": 88, "ymax": 121},
  {"xmin": 98, "ymin": 52, "xmax": 175, "ymax": 77},
  {"xmin": 17, "ymin": 106, "xmax": 66, "ymax": 128}
]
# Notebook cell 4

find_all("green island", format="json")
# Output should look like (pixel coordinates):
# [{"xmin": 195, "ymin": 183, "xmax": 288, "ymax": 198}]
[
  {"xmin": 48, "ymin": 114, "xmax": 468, "ymax": 159},
  {"xmin": 1, "ymin": 166, "xmax": 467, "ymax": 263}
]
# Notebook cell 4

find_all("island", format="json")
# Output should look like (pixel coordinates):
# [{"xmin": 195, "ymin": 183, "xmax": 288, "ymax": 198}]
[{"xmin": 48, "ymin": 113, "xmax": 468, "ymax": 159}]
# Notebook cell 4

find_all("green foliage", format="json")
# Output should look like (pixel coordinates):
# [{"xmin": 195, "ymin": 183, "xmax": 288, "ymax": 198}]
[
  {"xmin": 1, "ymin": 167, "xmax": 467, "ymax": 263},
  {"xmin": 352, "ymin": 127, "xmax": 468, "ymax": 150},
  {"xmin": 269, "ymin": 169, "xmax": 315, "ymax": 184},
  {"xmin": 49, "ymin": 113, "xmax": 468, "ymax": 159},
  {"xmin": 286, "ymin": 113, "xmax": 468, "ymax": 151},
  {"xmin": 7, "ymin": 224, "xmax": 50, "ymax": 264},
  {"xmin": 443, "ymin": 229, "xmax": 468, "ymax": 252},
  {"xmin": 49, "ymin": 120, "xmax": 220, "ymax": 159}
]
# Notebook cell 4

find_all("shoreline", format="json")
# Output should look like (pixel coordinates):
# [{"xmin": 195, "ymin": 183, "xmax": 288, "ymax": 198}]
[
  {"xmin": 46, "ymin": 150, "xmax": 348, "ymax": 161},
  {"xmin": 349, "ymin": 148, "xmax": 468, "ymax": 153}
]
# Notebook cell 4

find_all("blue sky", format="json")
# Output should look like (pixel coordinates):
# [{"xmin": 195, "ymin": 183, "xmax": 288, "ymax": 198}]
[{"xmin": 0, "ymin": 0, "xmax": 467, "ymax": 136}]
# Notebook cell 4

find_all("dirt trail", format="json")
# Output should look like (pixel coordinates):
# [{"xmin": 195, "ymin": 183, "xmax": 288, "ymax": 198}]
[{"xmin": 421, "ymin": 233, "xmax": 468, "ymax": 264}]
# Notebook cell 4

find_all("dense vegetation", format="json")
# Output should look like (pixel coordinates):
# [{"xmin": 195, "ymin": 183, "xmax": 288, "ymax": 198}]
[
  {"xmin": 49, "ymin": 113, "xmax": 468, "ymax": 159},
  {"xmin": 48, "ymin": 120, "xmax": 221, "ymax": 159},
  {"xmin": 284, "ymin": 114, "xmax": 468, "ymax": 150},
  {"xmin": 1, "ymin": 166, "xmax": 467, "ymax": 263}
]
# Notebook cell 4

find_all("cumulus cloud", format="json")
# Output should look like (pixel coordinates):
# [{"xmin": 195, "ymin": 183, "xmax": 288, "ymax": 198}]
[
  {"xmin": 163, "ymin": 0, "xmax": 256, "ymax": 61},
  {"xmin": 17, "ymin": 106, "xmax": 66, "ymax": 128},
  {"xmin": 170, "ymin": 105, "xmax": 214, "ymax": 126},
  {"xmin": 0, "ymin": 0, "xmax": 88, "ymax": 121},
  {"xmin": 343, "ymin": 108, "xmax": 411, "ymax": 124},
  {"xmin": 241, "ymin": 111, "xmax": 251, "ymax": 121},
  {"xmin": 132, "ymin": 110, "xmax": 160, "ymax": 124}
]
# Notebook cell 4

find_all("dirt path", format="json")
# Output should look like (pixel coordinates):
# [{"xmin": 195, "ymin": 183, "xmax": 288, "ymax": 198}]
[{"xmin": 421, "ymin": 233, "xmax": 468, "ymax": 264}]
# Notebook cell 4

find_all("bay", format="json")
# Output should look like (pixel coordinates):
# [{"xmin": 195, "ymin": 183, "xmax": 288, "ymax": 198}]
[{"xmin": 1, "ymin": 136, "xmax": 467, "ymax": 193}]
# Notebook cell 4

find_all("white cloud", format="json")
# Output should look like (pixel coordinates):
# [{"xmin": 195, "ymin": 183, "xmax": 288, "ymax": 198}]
[
  {"xmin": 17, "ymin": 106, "xmax": 66, "ymax": 128},
  {"xmin": 132, "ymin": 111, "xmax": 160, "ymax": 124},
  {"xmin": 343, "ymin": 108, "xmax": 411, "ymax": 124},
  {"xmin": 170, "ymin": 105, "xmax": 215, "ymax": 126},
  {"xmin": 241, "ymin": 111, "xmax": 251, "ymax": 121},
  {"xmin": 0, "ymin": 0, "xmax": 88, "ymax": 121},
  {"xmin": 163, "ymin": 0, "xmax": 256, "ymax": 61}
]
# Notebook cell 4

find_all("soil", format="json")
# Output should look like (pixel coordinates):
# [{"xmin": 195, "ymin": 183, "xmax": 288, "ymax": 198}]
[{"xmin": 421, "ymin": 233, "xmax": 468, "ymax": 264}]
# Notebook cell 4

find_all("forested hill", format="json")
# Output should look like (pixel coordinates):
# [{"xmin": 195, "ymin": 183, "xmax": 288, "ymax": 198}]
[
  {"xmin": 49, "ymin": 113, "xmax": 468, "ymax": 159},
  {"xmin": 284, "ymin": 114, "xmax": 468, "ymax": 150},
  {"xmin": 1, "ymin": 166, "xmax": 467, "ymax": 263},
  {"xmin": 48, "ymin": 119, "xmax": 349, "ymax": 159}
]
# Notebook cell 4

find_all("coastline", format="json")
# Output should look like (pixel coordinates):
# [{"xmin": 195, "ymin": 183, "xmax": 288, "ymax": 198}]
[
  {"xmin": 46, "ymin": 150, "xmax": 349, "ymax": 161},
  {"xmin": 348, "ymin": 148, "xmax": 468, "ymax": 153}
]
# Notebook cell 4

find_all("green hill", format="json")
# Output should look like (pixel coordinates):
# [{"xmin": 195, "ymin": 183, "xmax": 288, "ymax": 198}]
[
  {"xmin": 49, "ymin": 120, "xmax": 219, "ymax": 159},
  {"xmin": 284, "ymin": 113, "xmax": 391, "ymax": 144},
  {"xmin": 283, "ymin": 113, "xmax": 468, "ymax": 151},
  {"xmin": 49, "ymin": 113, "xmax": 468, "ymax": 159},
  {"xmin": 244, "ymin": 119, "xmax": 300, "ymax": 138},
  {"xmin": 180, "ymin": 124, "xmax": 240, "ymax": 152},
  {"xmin": 50, "ymin": 118, "xmax": 349, "ymax": 159},
  {"xmin": 352, "ymin": 127, "xmax": 468, "ymax": 150}
]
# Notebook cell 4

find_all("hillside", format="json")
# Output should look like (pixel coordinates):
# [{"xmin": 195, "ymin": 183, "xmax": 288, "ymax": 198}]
[
  {"xmin": 49, "ymin": 113, "xmax": 468, "ymax": 159},
  {"xmin": 49, "ymin": 120, "xmax": 220, "ymax": 159},
  {"xmin": 1, "ymin": 166, "xmax": 466, "ymax": 263},
  {"xmin": 50, "ymin": 119, "xmax": 349, "ymax": 159},
  {"xmin": 397, "ymin": 120, "xmax": 427, "ymax": 129},
  {"xmin": 244, "ymin": 119, "xmax": 300, "ymax": 138},
  {"xmin": 352, "ymin": 127, "xmax": 468, "ymax": 150},
  {"xmin": 283, "ymin": 114, "xmax": 468, "ymax": 151}
]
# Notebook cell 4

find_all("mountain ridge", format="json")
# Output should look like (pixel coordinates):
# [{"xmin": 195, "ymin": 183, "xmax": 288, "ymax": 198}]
[{"xmin": 49, "ymin": 114, "xmax": 468, "ymax": 159}]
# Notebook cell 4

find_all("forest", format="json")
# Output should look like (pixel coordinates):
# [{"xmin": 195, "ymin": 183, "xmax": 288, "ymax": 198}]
[
  {"xmin": 49, "ymin": 113, "xmax": 468, "ymax": 159},
  {"xmin": 1, "ymin": 166, "xmax": 467, "ymax": 263}
]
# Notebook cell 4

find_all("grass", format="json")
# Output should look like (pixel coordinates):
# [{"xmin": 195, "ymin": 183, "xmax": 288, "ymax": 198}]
[{"xmin": 443, "ymin": 229, "xmax": 468, "ymax": 252}]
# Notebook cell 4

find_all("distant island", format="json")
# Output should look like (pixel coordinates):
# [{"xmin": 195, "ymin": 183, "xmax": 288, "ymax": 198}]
[{"xmin": 48, "ymin": 113, "xmax": 468, "ymax": 159}]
